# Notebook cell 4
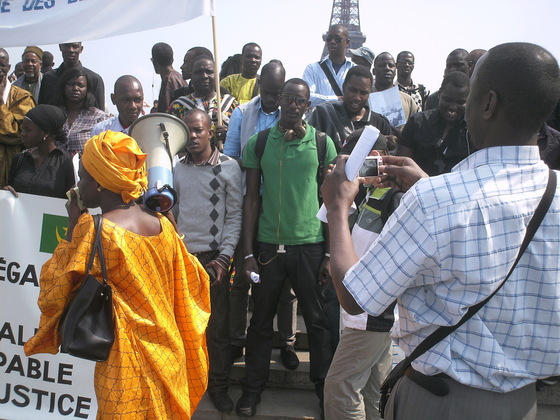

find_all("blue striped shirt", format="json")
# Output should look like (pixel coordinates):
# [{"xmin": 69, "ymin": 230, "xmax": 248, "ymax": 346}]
[{"xmin": 344, "ymin": 145, "xmax": 560, "ymax": 392}]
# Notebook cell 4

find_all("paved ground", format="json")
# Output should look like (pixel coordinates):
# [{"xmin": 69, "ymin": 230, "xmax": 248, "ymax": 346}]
[{"xmin": 537, "ymin": 405, "xmax": 560, "ymax": 419}]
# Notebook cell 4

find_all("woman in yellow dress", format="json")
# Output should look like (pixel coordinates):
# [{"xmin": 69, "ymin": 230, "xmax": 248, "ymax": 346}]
[{"xmin": 24, "ymin": 130, "xmax": 211, "ymax": 419}]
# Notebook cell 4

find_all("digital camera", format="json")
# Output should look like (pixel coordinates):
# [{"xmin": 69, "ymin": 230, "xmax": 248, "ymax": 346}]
[{"xmin": 359, "ymin": 156, "xmax": 382, "ymax": 178}]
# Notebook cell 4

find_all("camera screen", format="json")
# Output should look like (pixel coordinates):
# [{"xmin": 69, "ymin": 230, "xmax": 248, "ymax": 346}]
[{"xmin": 359, "ymin": 157, "xmax": 380, "ymax": 177}]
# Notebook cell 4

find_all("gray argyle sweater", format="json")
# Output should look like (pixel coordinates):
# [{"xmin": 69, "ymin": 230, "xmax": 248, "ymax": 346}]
[{"xmin": 173, "ymin": 153, "xmax": 243, "ymax": 257}]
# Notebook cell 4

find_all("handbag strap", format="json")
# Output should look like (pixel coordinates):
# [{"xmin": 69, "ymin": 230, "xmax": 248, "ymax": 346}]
[
  {"xmin": 319, "ymin": 61, "xmax": 343, "ymax": 97},
  {"xmin": 85, "ymin": 214, "xmax": 108, "ymax": 285},
  {"xmin": 405, "ymin": 169, "xmax": 557, "ymax": 366}
]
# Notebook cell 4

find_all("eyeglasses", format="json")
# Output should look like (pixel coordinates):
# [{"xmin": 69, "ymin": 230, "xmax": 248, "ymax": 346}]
[
  {"xmin": 323, "ymin": 34, "xmax": 343, "ymax": 43},
  {"xmin": 280, "ymin": 95, "xmax": 308, "ymax": 108}
]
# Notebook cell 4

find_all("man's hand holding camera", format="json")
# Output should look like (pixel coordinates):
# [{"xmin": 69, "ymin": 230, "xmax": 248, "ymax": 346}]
[{"xmin": 373, "ymin": 156, "xmax": 429, "ymax": 192}]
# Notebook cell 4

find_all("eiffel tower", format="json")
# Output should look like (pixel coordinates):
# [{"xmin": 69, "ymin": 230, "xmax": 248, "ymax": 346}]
[{"xmin": 321, "ymin": 0, "xmax": 367, "ymax": 60}]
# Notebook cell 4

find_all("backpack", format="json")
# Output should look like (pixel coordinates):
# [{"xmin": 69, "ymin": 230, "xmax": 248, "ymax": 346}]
[
  {"xmin": 379, "ymin": 188, "xmax": 404, "ymax": 224},
  {"xmin": 254, "ymin": 127, "xmax": 328, "ymax": 191},
  {"xmin": 349, "ymin": 187, "xmax": 404, "ymax": 231}
]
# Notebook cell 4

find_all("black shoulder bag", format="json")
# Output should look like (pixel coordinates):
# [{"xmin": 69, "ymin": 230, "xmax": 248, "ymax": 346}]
[
  {"xmin": 379, "ymin": 169, "xmax": 557, "ymax": 418},
  {"xmin": 319, "ymin": 61, "xmax": 343, "ymax": 97},
  {"xmin": 59, "ymin": 214, "xmax": 115, "ymax": 362}
]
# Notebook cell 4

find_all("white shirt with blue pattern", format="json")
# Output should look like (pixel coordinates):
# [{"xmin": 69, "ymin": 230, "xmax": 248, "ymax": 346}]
[{"xmin": 344, "ymin": 145, "xmax": 560, "ymax": 392}]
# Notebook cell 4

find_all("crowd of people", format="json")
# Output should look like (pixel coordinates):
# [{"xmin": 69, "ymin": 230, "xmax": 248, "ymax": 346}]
[{"xmin": 2, "ymin": 22, "xmax": 560, "ymax": 420}]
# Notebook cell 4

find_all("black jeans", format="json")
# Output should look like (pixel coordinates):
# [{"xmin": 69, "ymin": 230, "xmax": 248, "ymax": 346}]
[
  {"xmin": 194, "ymin": 250, "xmax": 231, "ymax": 394},
  {"xmin": 240, "ymin": 242, "xmax": 333, "ymax": 395},
  {"xmin": 229, "ymin": 244, "xmax": 297, "ymax": 348}
]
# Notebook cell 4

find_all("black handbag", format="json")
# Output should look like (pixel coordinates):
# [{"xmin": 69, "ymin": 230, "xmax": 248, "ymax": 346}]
[
  {"xmin": 59, "ymin": 214, "xmax": 115, "ymax": 362},
  {"xmin": 379, "ymin": 169, "xmax": 557, "ymax": 418}
]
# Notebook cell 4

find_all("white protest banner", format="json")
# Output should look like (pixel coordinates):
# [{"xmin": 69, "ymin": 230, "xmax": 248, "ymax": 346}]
[
  {"xmin": 0, "ymin": 0, "xmax": 215, "ymax": 47},
  {"xmin": 0, "ymin": 191, "xmax": 98, "ymax": 419}
]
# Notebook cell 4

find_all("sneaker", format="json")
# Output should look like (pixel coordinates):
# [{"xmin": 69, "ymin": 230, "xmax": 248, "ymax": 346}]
[
  {"xmin": 209, "ymin": 391, "xmax": 233, "ymax": 413},
  {"xmin": 236, "ymin": 391, "xmax": 261, "ymax": 417},
  {"xmin": 280, "ymin": 345, "xmax": 300, "ymax": 370}
]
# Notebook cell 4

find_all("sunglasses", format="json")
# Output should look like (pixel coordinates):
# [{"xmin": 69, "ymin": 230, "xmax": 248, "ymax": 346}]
[
  {"xmin": 323, "ymin": 35, "xmax": 343, "ymax": 43},
  {"xmin": 280, "ymin": 95, "xmax": 308, "ymax": 108}
]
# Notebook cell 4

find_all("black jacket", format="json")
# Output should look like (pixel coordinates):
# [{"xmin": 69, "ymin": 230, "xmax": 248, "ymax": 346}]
[
  {"xmin": 399, "ymin": 109, "xmax": 473, "ymax": 176},
  {"xmin": 308, "ymin": 101, "xmax": 392, "ymax": 151},
  {"xmin": 38, "ymin": 62, "xmax": 105, "ymax": 110}
]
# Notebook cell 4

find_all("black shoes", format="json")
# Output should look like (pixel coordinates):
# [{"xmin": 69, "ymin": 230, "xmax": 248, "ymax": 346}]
[
  {"xmin": 236, "ymin": 391, "xmax": 261, "ymax": 417},
  {"xmin": 209, "ymin": 391, "xmax": 233, "ymax": 413},
  {"xmin": 280, "ymin": 345, "xmax": 300, "ymax": 370}
]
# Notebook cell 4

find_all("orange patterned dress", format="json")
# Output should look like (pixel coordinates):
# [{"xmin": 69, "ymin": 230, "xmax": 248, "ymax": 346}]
[{"xmin": 24, "ymin": 213, "xmax": 211, "ymax": 419}]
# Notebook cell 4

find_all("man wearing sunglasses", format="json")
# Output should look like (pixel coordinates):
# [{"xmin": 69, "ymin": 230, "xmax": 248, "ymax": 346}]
[
  {"xmin": 237, "ymin": 78, "xmax": 337, "ymax": 418},
  {"xmin": 303, "ymin": 24, "xmax": 355, "ymax": 108}
]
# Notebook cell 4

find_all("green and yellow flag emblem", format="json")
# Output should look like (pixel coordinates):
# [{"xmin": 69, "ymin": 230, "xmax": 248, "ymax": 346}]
[{"xmin": 39, "ymin": 214, "xmax": 69, "ymax": 254}]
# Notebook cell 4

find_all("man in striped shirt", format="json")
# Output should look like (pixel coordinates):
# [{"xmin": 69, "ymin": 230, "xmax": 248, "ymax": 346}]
[{"xmin": 168, "ymin": 56, "xmax": 237, "ymax": 150}]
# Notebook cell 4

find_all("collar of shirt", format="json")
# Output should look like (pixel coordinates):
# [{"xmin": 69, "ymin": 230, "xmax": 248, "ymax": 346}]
[
  {"xmin": 235, "ymin": 74, "xmax": 256, "ymax": 82},
  {"xmin": 191, "ymin": 93, "xmax": 217, "ymax": 104},
  {"xmin": 398, "ymin": 80, "xmax": 418, "ymax": 92},
  {"xmin": 23, "ymin": 146, "xmax": 66, "ymax": 158},
  {"xmin": 2, "ymin": 79, "xmax": 12, "ymax": 103},
  {"xmin": 453, "ymin": 145, "xmax": 541, "ymax": 172},
  {"xmin": 428, "ymin": 108, "xmax": 466, "ymax": 131},
  {"xmin": 56, "ymin": 61, "xmax": 83, "ymax": 75},
  {"xmin": 18, "ymin": 72, "xmax": 42, "ymax": 86},
  {"xmin": 371, "ymin": 83, "xmax": 397, "ymax": 93},
  {"xmin": 257, "ymin": 98, "xmax": 280, "ymax": 117},
  {"xmin": 320, "ymin": 56, "xmax": 352, "ymax": 65},
  {"xmin": 319, "ymin": 56, "xmax": 353, "ymax": 73},
  {"xmin": 116, "ymin": 115, "xmax": 130, "ymax": 131},
  {"xmin": 185, "ymin": 145, "xmax": 220, "ymax": 166},
  {"xmin": 352, "ymin": 105, "xmax": 372, "ymax": 124}
]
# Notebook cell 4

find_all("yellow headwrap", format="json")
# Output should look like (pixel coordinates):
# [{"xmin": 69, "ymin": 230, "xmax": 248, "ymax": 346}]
[{"xmin": 82, "ymin": 131, "xmax": 148, "ymax": 203}]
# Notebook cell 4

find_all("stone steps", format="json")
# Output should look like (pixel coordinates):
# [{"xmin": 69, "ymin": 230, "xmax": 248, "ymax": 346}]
[
  {"xmin": 193, "ymin": 311, "xmax": 560, "ymax": 419},
  {"xmin": 193, "ymin": 385, "xmax": 321, "ymax": 420},
  {"xmin": 193, "ymin": 347, "xmax": 320, "ymax": 419},
  {"xmin": 538, "ymin": 380, "xmax": 560, "ymax": 407},
  {"xmin": 229, "ymin": 348, "xmax": 314, "ymax": 391}
]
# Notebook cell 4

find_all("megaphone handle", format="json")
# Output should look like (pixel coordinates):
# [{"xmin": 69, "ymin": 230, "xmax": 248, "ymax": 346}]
[
  {"xmin": 159, "ymin": 122, "xmax": 174, "ymax": 162},
  {"xmin": 157, "ymin": 184, "xmax": 178, "ymax": 204}
]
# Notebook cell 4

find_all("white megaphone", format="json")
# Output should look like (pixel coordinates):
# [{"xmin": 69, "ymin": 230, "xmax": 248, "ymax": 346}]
[{"xmin": 128, "ymin": 113, "xmax": 188, "ymax": 212}]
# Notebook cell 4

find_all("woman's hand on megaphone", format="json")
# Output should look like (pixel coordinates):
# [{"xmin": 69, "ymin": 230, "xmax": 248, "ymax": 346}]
[{"xmin": 65, "ymin": 187, "xmax": 89, "ymax": 242}]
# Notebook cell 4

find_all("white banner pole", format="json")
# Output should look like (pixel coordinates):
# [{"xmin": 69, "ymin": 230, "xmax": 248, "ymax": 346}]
[{"xmin": 212, "ymin": 15, "xmax": 223, "ymax": 137}]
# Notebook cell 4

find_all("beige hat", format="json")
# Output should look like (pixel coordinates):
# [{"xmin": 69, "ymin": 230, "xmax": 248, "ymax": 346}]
[{"xmin": 23, "ymin": 46, "xmax": 43, "ymax": 60}]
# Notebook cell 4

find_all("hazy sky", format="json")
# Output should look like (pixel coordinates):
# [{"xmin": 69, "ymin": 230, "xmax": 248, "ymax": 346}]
[{"xmin": 4, "ymin": 0, "xmax": 559, "ymax": 114}]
